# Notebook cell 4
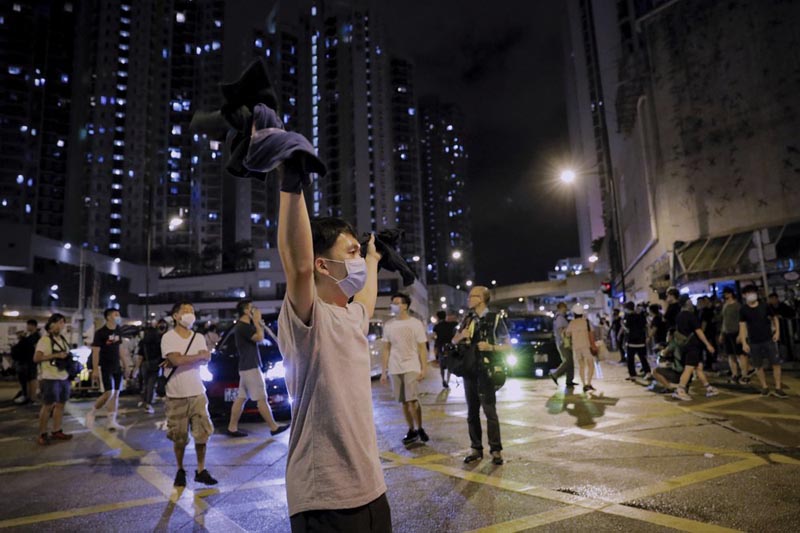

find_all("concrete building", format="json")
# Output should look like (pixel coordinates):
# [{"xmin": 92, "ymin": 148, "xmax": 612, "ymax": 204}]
[
  {"xmin": 0, "ymin": 1, "xmax": 76, "ymax": 242},
  {"xmin": 564, "ymin": 0, "xmax": 800, "ymax": 301},
  {"xmin": 419, "ymin": 98, "xmax": 474, "ymax": 288}
]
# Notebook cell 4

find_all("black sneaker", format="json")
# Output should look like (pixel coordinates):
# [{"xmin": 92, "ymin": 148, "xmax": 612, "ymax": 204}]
[
  {"xmin": 565, "ymin": 382, "xmax": 577, "ymax": 388},
  {"xmin": 226, "ymin": 429, "xmax": 248, "ymax": 438},
  {"xmin": 745, "ymin": 368, "xmax": 757, "ymax": 379},
  {"xmin": 760, "ymin": 388, "xmax": 770, "ymax": 396},
  {"xmin": 729, "ymin": 375, "xmax": 741, "ymax": 384},
  {"xmin": 464, "ymin": 449, "xmax": 483, "ymax": 464},
  {"xmin": 270, "ymin": 424, "xmax": 290, "ymax": 436},
  {"xmin": 194, "ymin": 469, "xmax": 218, "ymax": 485},
  {"xmin": 402, "ymin": 429, "xmax": 419, "ymax": 445},
  {"xmin": 418, "ymin": 428, "xmax": 430, "ymax": 442},
  {"xmin": 490, "ymin": 451, "xmax": 504, "ymax": 465},
  {"xmin": 771, "ymin": 388, "xmax": 788, "ymax": 399},
  {"xmin": 174, "ymin": 468, "xmax": 186, "ymax": 487},
  {"xmin": 584, "ymin": 384, "xmax": 596, "ymax": 392},
  {"xmin": 442, "ymin": 380, "xmax": 449, "ymax": 389}
]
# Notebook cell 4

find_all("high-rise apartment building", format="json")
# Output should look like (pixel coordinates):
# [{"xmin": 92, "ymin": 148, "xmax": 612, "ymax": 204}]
[
  {"xmin": 0, "ymin": 1, "xmax": 76, "ymax": 241},
  {"xmin": 419, "ymin": 98, "xmax": 474, "ymax": 287}
]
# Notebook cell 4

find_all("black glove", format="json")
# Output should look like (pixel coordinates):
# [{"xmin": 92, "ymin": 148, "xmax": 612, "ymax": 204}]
[{"xmin": 360, "ymin": 229, "xmax": 417, "ymax": 287}]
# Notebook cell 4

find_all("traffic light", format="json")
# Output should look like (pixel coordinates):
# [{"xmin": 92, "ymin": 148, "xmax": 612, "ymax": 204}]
[{"xmin": 601, "ymin": 281, "xmax": 612, "ymax": 296}]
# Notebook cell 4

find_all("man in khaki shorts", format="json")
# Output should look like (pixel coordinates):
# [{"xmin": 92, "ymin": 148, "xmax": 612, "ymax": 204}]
[
  {"xmin": 161, "ymin": 301, "xmax": 218, "ymax": 487},
  {"xmin": 227, "ymin": 299, "xmax": 289, "ymax": 437},
  {"xmin": 381, "ymin": 293, "xmax": 429, "ymax": 445}
]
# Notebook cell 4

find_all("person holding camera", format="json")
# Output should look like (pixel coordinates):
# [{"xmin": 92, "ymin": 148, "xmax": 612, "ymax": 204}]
[
  {"xmin": 33, "ymin": 314, "xmax": 73, "ymax": 445},
  {"xmin": 227, "ymin": 299, "xmax": 289, "ymax": 438},
  {"xmin": 451, "ymin": 286, "xmax": 510, "ymax": 466}
]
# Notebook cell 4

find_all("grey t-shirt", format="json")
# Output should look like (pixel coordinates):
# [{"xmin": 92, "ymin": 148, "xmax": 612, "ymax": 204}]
[
  {"xmin": 277, "ymin": 294, "xmax": 386, "ymax": 516},
  {"xmin": 234, "ymin": 321, "xmax": 260, "ymax": 371},
  {"xmin": 721, "ymin": 301, "xmax": 740, "ymax": 334}
]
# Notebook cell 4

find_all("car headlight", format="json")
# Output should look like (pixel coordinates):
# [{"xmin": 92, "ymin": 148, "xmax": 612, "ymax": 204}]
[
  {"xmin": 506, "ymin": 353, "xmax": 518, "ymax": 367},
  {"xmin": 266, "ymin": 361, "xmax": 286, "ymax": 380},
  {"xmin": 199, "ymin": 364, "xmax": 214, "ymax": 382}
]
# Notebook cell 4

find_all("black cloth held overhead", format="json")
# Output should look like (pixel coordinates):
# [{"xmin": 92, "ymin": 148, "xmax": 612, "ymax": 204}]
[
  {"xmin": 189, "ymin": 58, "xmax": 325, "ymax": 188},
  {"xmin": 360, "ymin": 229, "xmax": 417, "ymax": 287}
]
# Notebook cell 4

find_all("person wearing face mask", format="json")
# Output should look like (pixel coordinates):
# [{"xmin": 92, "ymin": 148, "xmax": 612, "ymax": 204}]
[
  {"xmin": 275, "ymin": 178, "xmax": 389, "ymax": 530},
  {"xmin": 137, "ymin": 319, "xmax": 168, "ymax": 414},
  {"xmin": 739, "ymin": 285, "xmax": 787, "ymax": 398},
  {"xmin": 227, "ymin": 298, "xmax": 289, "ymax": 438},
  {"xmin": 161, "ymin": 301, "xmax": 218, "ymax": 487},
  {"xmin": 33, "ymin": 314, "xmax": 73, "ymax": 445},
  {"xmin": 86, "ymin": 308, "xmax": 125, "ymax": 430},
  {"xmin": 380, "ymin": 293, "xmax": 429, "ymax": 445}
]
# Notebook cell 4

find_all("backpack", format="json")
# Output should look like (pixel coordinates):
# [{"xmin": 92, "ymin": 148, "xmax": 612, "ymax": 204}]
[{"xmin": 50, "ymin": 335, "xmax": 83, "ymax": 381}]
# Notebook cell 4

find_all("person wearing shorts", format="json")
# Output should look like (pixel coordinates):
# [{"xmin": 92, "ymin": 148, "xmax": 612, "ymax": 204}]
[
  {"xmin": 719, "ymin": 287, "xmax": 751, "ymax": 384},
  {"xmin": 227, "ymin": 299, "xmax": 289, "ymax": 438},
  {"xmin": 739, "ymin": 285, "xmax": 787, "ymax": 398},
  {"xmin": 161, "ymin": 301, "xmax": 218, "ymax": 487},
  {"xmin": 33, "ymin": 314, "xmax": 74, "ymax": 446},
  {"xmin": 671, "ymin": 298, "xmax": 719, "ymax": 401},
  {"xmin": 381, "ymin": 293, "xmax": 429, "ymax": 445},
  {"xmin": 86, "ymin": 308, "xmax": 125, "ymax": 430}
]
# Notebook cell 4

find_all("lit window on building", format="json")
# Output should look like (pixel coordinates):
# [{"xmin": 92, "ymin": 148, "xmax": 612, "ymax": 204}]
[
  {"xmin": 258, "ymin": 260, "xmax": 272, "ymax": 270},
  {"xmin": 176, "ymin": 12, "xmax": 185, "ymax": 23},
  {"xmin": 259, "ymin": 279, "xmax": 272, "ymax": 289}
]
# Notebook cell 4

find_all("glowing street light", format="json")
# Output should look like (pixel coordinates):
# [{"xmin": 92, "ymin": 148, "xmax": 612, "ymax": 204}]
[
  {"xmin": 559, "ymin": 169, "xmax": 576, "ymax": 184},
  {"xmin": 412, "ymin": 255, "xmax": 420, "ymax": 262},
  {"xmin": 168, "ymin": 217, "xmax": 184, "ymax": 231},
  {"xmin": 451, "ymin": 250, "xmax": 462, "ymax": 260},
  {"xmin": 63, "ymin": 242, "xmax": 72, "ymax": 250},
  {"xmin": 440, "ymin": 296, "xmax": 447, "ymax": 302},
  {"xmin": 491, "ymin": 280, "xmax": 497, "ymax": 286},
  {"xmin": 465, "ymin": 280, "xmax": 473, "ymax": 287},
  {"xmin": 588, "ymin": 254, "xmax": 599, "ymax": 263}
]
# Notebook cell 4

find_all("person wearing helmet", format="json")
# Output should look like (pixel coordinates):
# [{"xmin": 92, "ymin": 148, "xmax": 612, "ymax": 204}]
[{"xmin": 566, "ymin": 304, "xmax": 598, "ymax": 393}]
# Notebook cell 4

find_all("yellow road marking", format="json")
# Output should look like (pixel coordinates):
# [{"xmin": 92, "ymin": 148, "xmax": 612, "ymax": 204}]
[
  {"xmin": 602, "ymin": 504, "xmax": 741, "ymax": 532},
  {"xmin": 769, "ymin": 453, "xmax": 800, "ymax": 465},
  {"xmin": 616, "ymin": 457, "xmax": 767, "ymax": 502},
  {"xmin": 707, "ymin": 409, "xmax": 800, "ymax": 421},
  {"xmin": 466, "ymin": 506, "xmax": 593, "ymax": 532},
  {"xmin": 682, "ymin": 395, "xmax": 758, "ymax": 411},
  {"xmin": 0, "ymin": 458, "xmax": 91, "ymax": 474},
  {"xmin": 0, "ymin": 496, "xmax": 164, "ymax": 529}
]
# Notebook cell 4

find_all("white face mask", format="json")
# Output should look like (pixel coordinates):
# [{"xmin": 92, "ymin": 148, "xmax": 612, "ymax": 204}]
[
  {"xmin": 179, "ymin": 313, "xmax": 196, "ymax": 329},
  {"xmin": 323, "ymin": 257, "xmax": 367, "ymax": 298},
  {"xmin": 745, "ymin": 293, "xmax": 758, "ymax": 304},
  {"xmin": 389, "ymin": 304, "xmax": 401, "ymax": 315}
]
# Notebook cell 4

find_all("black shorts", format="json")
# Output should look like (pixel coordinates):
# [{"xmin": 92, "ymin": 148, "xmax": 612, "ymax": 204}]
[
  {"xmin": 15, "ymin": 361, "xmax": 36, "ymax": 382},
  {"xmin": 655, "ymin": 367, "xmax": 681, "ymax": 383},
  {"xmin": 722, "ymin": 333, "xmax": 742, "ymax": 356},
  {"xmin": 290, "ymin": 493, "xmax": 391, "ymax": 533},
  {"xmin": 682, "ymin": 344, "xmax": 704, "ymax": 367},
  {"xmin": 101, "ymin": 368, "xmax": 123, "ymax": 391}
]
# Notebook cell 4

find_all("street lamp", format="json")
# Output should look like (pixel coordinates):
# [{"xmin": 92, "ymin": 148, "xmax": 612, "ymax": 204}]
[
  {"xmin": 559, "ymin": 169, "xmax": 577, "ymax": 184},
  {"xmin": 412, "ymin": 255, "xmax": 420, "ymax": 262},
  {"xmin": 588, "ymin": 254, "xmax": 599, "ymax": 263},
  {"xmin": 465, "ymin": 280, "xmax": 473, "ymax": 287},
  {"xmin": 452, "ymin": 250, "xmax": 462, "ymax": 260},
  {"xmin": 168, "ymin": 217, "xmax": 184, "ymax": 232}
]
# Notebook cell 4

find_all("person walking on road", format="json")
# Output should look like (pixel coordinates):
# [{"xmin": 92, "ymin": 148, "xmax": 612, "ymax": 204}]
[
  {"xmin": 226, "ymin": 299, "xmax": 289, "ymax": 438},
  {"xmin": 86, "ymin": 309, "xmax": 125, "ymax": 430},
  {"xmin": 33, "ymin": 314, "xmax": 73, "ymax": 445},
  {"xmin": 381, "ymin": 293, "xmax": 429, "ymax": 445},
  {"xmin": 719, "ymin": 288, "xmax": 749, "ymax": 384},
  {"xmin": 550, "ymin": 302, "xmax": 576, "ymax": 388},
  {"xmin": 452, "ymin": 286, "xmax": 510, "ymax": 466},
  {"xmin": 739, "ymin": 285, "xmax": 787, "ymax": 398},
  {"xmin": 161, "ymin": 301, "xmax": 218, "ymax": 487},
  {"xmin": 433, "ymin": 310, "xmax": 457, "ymax": 389},
  {"xmin": 566, "ymin": 304, "xmax": 598, "ymax": 393},
  {"xmin": 12, "ymin": 319, "xmax": 40, "ymax": 405},
  {"xmin": 623, "ymin": 302, "xmax": 652, "ymax": 381},
  {"xmin": 137, "ymin": 319, "xmax": 167, "ymax": 414},
  {"xmin": 671, "ymin": 298, "xmax": 719, "ymax": 401}
]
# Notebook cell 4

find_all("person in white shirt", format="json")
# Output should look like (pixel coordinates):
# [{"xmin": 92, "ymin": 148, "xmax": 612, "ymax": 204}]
[
  {"xmin": 33, "ymin": 314, "xmax": 73, "ymax": 446},
  {"xmin": 381, "ymin": 293, "xmax": 429, "ymax": 445},
  {"xmin": 160, "ymin": 302, "xmax": 217, "ymax": 488}
]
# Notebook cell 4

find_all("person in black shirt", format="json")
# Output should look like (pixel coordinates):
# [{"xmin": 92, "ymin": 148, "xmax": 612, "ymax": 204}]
[
  {"xmin": 137, "ymin": 319, "xmax": 167, "ymax": 413},
  {"xmin": 672, "ymin": 298, "xmax": 718, "ymax": 401},
  {"xmin": 12, "ymin": 319, "xmax": 40, "ymax": 405},
  {"xmin": 663, "ymin": 287, "xmax": 681, "ymax": 332},
  {"xmin": 610, "ymin": 309, "xmax": 625, "ymax": 363},
  {"xmin": 433, "ymin": 310, "xmax": 457, "ymax": 388},
  {"xmin": 86, "ymin": 309, "xmax": 125, "ymax": 430},
  {"xmin": 740, "ymin": 285, "xmax": 786, "ymax": 398},
  {"xmin": 697, "ymin": 297, "xmax": 718, "ymax": 372},
  {"xmin": 623, "ymin": 302, "xmax": 651, "ymax": 380},
  {"xmin": 648, "ymin": 304, "xmax": 668, "ymax": 346}
]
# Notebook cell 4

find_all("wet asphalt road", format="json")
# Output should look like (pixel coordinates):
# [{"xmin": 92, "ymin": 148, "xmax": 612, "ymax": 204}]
[{"xmin": 1, "ymin": 355, "xmax": 799, "ymax": 532}]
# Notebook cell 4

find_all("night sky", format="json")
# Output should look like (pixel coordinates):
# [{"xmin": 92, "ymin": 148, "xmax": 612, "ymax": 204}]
[{"xmin": 380, "ymin": 0, "xmax": 579, "ymax": 284}]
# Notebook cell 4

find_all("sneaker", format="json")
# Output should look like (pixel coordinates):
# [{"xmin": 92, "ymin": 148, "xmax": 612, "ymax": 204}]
[
  {"xmin": 137, "ymin": 401, "xmax": 144, "ymax": 408},
  {"xmin": 270, "ymin": 424, "xmax": 290, "ymax": 436},
  {"xmin": 565, "ymin": 382, "xmax": 578, "ymax": 388},
  {"xmin": 144, "ymin": 404, "xmax": 155, "ymax": 414},
  {"xmin": 85, "ymin": 409, "xmax": 96, "ymax": 430},
  {"xmin": 771, "ymin": 389, "xmax": 789, "ymax": 399},
  {"xmin": 672, "ymin": 388, "xmax": 692, "ymax": 401},
  {"xmin": 442, "ymin": 380, "xmax": 449, "ymax": 389},
  {"xmin": 174, "ymin": 468, "xmax": 186, "ymax": 487},
  {"xmin": 643, "ymin": 372, "xmax": 653, "ymax": 380},
  {"xmin": 646, "ymin": 382, "xmax": 657, "ymax": 392},
  {"xmin": 226, "ymin": 429, "xmax": 248, "ymax": 438},
  {"xmin": 745, "ymin": 368, "xmax": 757, "ymax": 379},
  {"xmin": 194, "ymin": 469, "xmax": 218, "ymax": 486},
  {"xmin": 107, "ymin": 419, "xmax": 124, "ymax": 432},
  {"xmin": 729, "ymin": 375, "xmax": 741, "ymax": 384},
  {"xmin": 50, "ymin": 430, "xmax": 73, "ymax": 441},
  {"xmin": 705, "ymin": 386, "xmax": 719, "ymax": 398},
  {"xmin": 464, "ymin": 449, "xmax": 483, "ymax": 464},
  {"xmin": 760, "ymin": 388, "xmax": 770, "ymax": 396},
  {"xmin": 13, "ymin": 395, "xmax": 28, "ymax": 405},
  {"xmin": 625, "ymin": 376, "xmax": 637, "ymax": 382},
  {"xmin": 402, "ymin": 429, "xmax": 419, "ymax": 445},
  {"xmin": 37, "ymin": 433, "xmax": 50, "ymax": 446},
  {"xmin": 740, "ymin": 376, "xmax": 751, "ymax": 385},
  {"xmin": 584, "ymin": 384, "xmax": 596, "ymax": 392},
  {"xmin": 491, "ymin": 451, "xmax": 504, "ymax": 465},
  {"xmin": 418, "ymin": 428, "xmax": 430, "ymax": 442}
]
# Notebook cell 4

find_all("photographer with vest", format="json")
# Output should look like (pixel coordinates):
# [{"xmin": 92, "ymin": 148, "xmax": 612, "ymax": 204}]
[
  {"xmin": 451, "ymin": 286, "xmax": 510, "ymax": 466},
  {"xmin": 33, "ymin": 314, "xmax": 73, "ymax": 445}
]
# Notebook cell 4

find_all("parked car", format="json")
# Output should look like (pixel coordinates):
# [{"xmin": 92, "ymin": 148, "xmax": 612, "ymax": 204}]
[
  {"xmin": 204, "ymin": 313, "xmax": 291, "ymax": 421},
  {"xmin": 503, "ymin": 312, "xmax": 559, "ymax": 378},
  {"xmin": 368, "ymin": 319, "xmax": 384, "ymax": 379}
]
